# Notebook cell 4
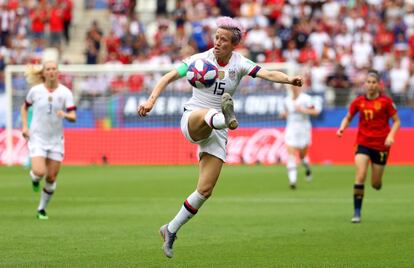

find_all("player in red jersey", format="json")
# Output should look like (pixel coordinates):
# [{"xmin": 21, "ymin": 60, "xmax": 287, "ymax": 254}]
[{"xmin": 337, "ymin": 69, "xmax": 400, "ymax": 223}]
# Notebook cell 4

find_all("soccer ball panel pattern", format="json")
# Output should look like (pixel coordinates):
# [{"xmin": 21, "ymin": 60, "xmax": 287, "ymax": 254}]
[{"xmin": 186, "ymin": 59, "xmax": 218, "ymax": 89}]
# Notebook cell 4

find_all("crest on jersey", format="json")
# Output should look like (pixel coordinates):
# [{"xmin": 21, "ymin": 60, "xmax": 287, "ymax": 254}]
[
  {"xmin": 229, "ymin": 69, "xmax": 236, "ymax": 80},
  {"xmin": 374, "ymin": 101, "xmax": 382, "ymax": 110},
  {"xmin": 218, "ymin": 71, "xmax": 225, "ymax": 80}
]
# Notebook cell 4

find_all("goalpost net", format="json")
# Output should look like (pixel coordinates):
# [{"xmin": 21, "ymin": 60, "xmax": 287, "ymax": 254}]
[{"xmin": 2, "ymin": 62, "xmax": 301, "ymax": 166}]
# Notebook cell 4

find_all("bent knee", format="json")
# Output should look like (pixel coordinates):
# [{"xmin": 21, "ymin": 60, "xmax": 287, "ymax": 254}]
[{"xmin": 32, "ymin": 170, "xmax": 47, "ymax": 178}]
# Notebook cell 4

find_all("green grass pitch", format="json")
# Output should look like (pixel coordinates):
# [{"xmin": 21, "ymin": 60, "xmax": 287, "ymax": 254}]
[{"xmin": 1, "ymin": 165, "xmax": 413, "ymax": 267}]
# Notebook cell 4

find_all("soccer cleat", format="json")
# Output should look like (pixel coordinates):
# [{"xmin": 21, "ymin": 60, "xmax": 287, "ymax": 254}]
[
  {"xmin": 159, "ymin": 224, "xmax": 177, "ymax": 258},
  {"xmin": 351, "ymin": 215, "xmax": 361, "ymax": 223},
  {"xmin": 290, "ymin": 184, "xmax": 297, "ymax": 190},
  {"xmin": 305, "ymin": 169, "xmax": 312, "ymax": 182},
  {"xmin": 221, "ymin": 93, "xmax": 238, "ymax": 130},
  {"xmin": 37, "ymin": 210, "xmax": 49, "ymax": 220},
  {"xmin": 32, "ymin": 181, "xmax": 40, "ymax": 192}
]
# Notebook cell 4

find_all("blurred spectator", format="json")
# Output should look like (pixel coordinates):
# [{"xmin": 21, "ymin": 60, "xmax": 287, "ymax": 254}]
[
  {"xmin": 29, "ymin": 5, "xmax": 47, "ymax": 48},
  {"xmin": 85, "ymin": 37, "xmax": 99, "ymax": 64},
  {"xmin": 408, "ymin": 61, "xmax": 414, "ymax": 106},
  {"xmin": 79, "ymin": 75, "xmax": 109, "ymax": 105},
  {"xmin": 245, "ymin": 23, "xmax": 270, "ymax": 62},
  {"xmin": 307, "ymin": 22, "xmax": 330, "ymax": 59},
  {"xmin": 334, "ymin": 24, "xmax": 353, "ymax": 49},
  {"xmin": 110, "ymin": 74, "xmax": 127, "ymax": 94},
  {"xmin": 127, "ymin": 74, "xmax": 144, "ymax": 92},
  {"xmin": 14, "ymin": 0, "xmax": 414, "ymax": 107},
  {"xmin": 86, "ymin": 20, "xmax": 103, "ymax": 54},
  {"xmin": 309, "ymin": 59, "xmax": 330, "ymax": 96},
  {"xmin": 352, "ymin": 33, "xmax": 373, "ymax": 69},
  {"xmin": 326, "ymin": 64, "xmax": 352, "ymax": 106},
  {"xmin": 282, "ymin": 40, "xmax": 299, "ymax": 64},
  {"xmin": 0, "ymin": 4, "xmax": 16, "ymax": 47},
  {"xmin": 48, "ymin": 2, "xmax": 64, "ymax": 51},
  {"xmin": 389, "ymin": 59, "xmax": 409, "ymax": 105},
  {"xmin": 156, "ymin": 0, "xmax": 167, "ymax": 16},
  {"xmin": 298, "ymin": 42, "xmax": 317, "ymax": 64},
  {"xmin": 59, "ymin": 0, "xmax": 73, "ymax": 45}
]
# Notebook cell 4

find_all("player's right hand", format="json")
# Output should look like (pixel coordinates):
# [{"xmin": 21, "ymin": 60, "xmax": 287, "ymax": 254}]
[
  {"xmin": 22, "ymin": 127, "xmax": 29, "ymax": 140},
  {"xmin": 138, "ymin": 101, "xmax": 154, "ymax": 117},
  {"xmin": 336, "ymin": 129, "xmax": 343, "ymax": 137}
]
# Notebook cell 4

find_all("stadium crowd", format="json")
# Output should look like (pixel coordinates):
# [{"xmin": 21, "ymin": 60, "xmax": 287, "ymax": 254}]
[
  {"xmin": 0, "ymin": 0, "xmax": 73, "ymax": 93},
  {"xmin": 86, "ymin": 0, "xmax": 414, "ymax": 107},
  {"xmin": 2, "ymin": 0, "xmax": 414, "ymax": 107}
]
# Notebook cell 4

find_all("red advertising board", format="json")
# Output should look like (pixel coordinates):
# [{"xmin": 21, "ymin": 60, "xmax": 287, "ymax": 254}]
[{"xmin": 1, "ymin": 128, "xmax": 413, "ymax": 165}]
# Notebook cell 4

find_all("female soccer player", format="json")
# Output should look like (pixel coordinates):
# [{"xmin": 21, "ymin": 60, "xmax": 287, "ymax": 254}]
[
  {"xmin": 21, "ymin": 61, "xmax": 77, "ymax": 220},
  {"xmin": 337, "ymin": 69, "xmax": 400, "ymax": 223},
  {"xmin": 138, "ymin": 16, "xmax": 302, "ymax": 258},
  {"xmin": 280, "ymin": 86, "xmax": 321, "ymax": 189}
]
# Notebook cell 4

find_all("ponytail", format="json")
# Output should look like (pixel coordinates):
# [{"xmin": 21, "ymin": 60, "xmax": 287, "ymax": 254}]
[{"xmin": 25, "ymin": 65, "xmax": 44, "ymax": 87}]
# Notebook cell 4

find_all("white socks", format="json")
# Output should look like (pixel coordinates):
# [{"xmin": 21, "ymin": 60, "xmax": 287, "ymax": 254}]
[
  {"xmin": 30, "ymin": 170, "xmax": 43, "ymax": 182},
  {"xmin": 204, "ymin": 109, "xmax": 226, "ymax": 129},
  {"xmin": 38, "ymin": 181, "xmax": 56, "ymax": 211},
  {"xmin": 287, "ymin": 155, "xmax": 297, "ymax": 185},
  {"xmin": 168, "ymin": 191, "xmax": 207, "ymax": 233},
  {"xmin": 302, "ymin": 156, "xmax": 310, "ymax": 170}
]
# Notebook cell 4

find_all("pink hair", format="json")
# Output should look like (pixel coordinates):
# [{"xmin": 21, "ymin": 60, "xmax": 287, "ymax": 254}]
[{"xmin": 216, "ymin": 16, "xmax": 244, "ymax": 33}]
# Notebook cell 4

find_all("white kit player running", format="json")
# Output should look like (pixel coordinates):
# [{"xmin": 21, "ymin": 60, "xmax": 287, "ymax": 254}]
[
  {"xmin": 280, "ymin": 86, "xmax": 321, "ymax": 189},
  {"xmin": 138, "ymin": 16, "xmax": 303, "ymax": 258},
  {"xmin": 20, "ymin": 61, "xmax": 77, "ymax": 220}
]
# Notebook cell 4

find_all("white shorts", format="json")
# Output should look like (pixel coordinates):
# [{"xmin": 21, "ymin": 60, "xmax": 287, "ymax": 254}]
[
  {"xmin": 284, "ymin": 127, "xmax": 311, "ymax": 149},
  {"xmin": 180, "ymin": 110, "xmax": 228, "ymax": 162},
  {"xmin": 28, "ymin": 142, "xmax": 64, "ymax": 162}
]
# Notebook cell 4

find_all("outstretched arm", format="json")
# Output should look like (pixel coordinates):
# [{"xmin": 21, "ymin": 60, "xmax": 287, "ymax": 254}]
[
  {"xmin": 255, "ymin": 68, "xmax": 303, "ymax": 87},
  {"xmin": 138, "ymin": 69, "xmax": 181, "ymax": 117},
  {"xmin": 337, "ymin": 112, "xmax": 353, "ymax": 137}
]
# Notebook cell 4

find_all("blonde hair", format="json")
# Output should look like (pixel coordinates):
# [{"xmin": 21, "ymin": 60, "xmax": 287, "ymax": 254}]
[
  {"xmin": 25, "ymin": 65, "xmax": 44, "ymax": 86},
  {"xmin": 25, "ymin": 60, "xmax": 58, "ymax": 87}
]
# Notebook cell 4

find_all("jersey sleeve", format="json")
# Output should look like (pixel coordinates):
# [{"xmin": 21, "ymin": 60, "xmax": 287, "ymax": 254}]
[
  {"xmin": 25, "ymin": 88, "xmax": 35, "ymax": 108},
  {"xmin": 348, "ymin": 98, "xmax": 359, "ymax": 117},
  {"xmin": 386, "ymin": 99, "xmax": 397, "ymax": 117},
  {"xmin": 65, "ymin": 89, "xmax": 76, "ymax": 112},
  {"xmin": 239, "ymin": 55, "xmax": 261, "ymax": 78}
]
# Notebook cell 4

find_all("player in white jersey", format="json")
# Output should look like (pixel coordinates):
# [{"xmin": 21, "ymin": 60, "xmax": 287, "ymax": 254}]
[
  {"xmin": 138, "ymin": 16, "xmax": 303, "ymax": 258},
  {"xmin": 20, "ymin": 61, "xmax": 77, "ymax": 220},
  {"xmin": 280, "ymin": 86, "xmax": 321, "ymax": 189}
]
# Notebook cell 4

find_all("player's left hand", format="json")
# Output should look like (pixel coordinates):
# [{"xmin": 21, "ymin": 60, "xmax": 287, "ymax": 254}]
[
  {"xmin": 138, "ymin": 101, "xmax": 154, "ymax": 117},
  {"xmin": 385, "ymin": 136, "xmax": 394, "ymax": 147},
  {"xmin": 290, "ymin": 76, "xmax": 303, "ymax": 87},
  {"xmin": 57, "ymin": 110, "xmax": 66, "ymax": 118},
  {"xmin": 294, "ymin": 105, "xmax": 304, "ymax": 113}
]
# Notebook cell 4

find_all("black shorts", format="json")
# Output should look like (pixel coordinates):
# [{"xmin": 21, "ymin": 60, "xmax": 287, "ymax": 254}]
[{"xmin": 355, "ymin": 145, "xmax": 389, "ymax": 166}]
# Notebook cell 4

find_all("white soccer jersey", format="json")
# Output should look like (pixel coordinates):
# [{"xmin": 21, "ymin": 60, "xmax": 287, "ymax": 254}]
[
  {"xmin": 283, "ymin": 93, "xmax": 321, "ymax": 148},
  {"xmin": 182, "ymin": 48, "xmax": 260, "ymax": 111},
  {"xmin": 25, "ymin": 83, "xmax": 75, "ymax": 150}
]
